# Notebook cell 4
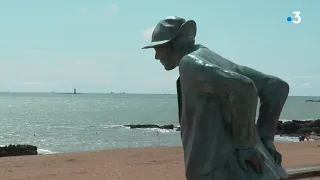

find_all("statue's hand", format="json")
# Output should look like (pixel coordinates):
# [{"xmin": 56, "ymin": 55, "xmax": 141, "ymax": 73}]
[
  {"xmin": 262, "ymin": 139, "xmax": 282, "ymax": 165},
  {"xmin": 236, "ymin": 147, "xmax": 264, "ymax": 173}
]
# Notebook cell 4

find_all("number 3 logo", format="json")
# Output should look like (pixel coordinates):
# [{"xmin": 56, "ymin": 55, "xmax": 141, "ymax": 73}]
[{"xmin": 292, "ymin": 11, "xmax": 301, "ymax": 24}]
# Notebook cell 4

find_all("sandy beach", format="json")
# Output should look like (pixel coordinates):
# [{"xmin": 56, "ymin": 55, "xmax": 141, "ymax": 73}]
[{"xmin": 0, "ymin": 141, "xmax": 319, "ymax": 180}]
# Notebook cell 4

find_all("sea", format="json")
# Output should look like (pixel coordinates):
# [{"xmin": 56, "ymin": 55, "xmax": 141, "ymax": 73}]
[{"xmin": 0, "ymin": 93, "xmax": 319, "ymax": 154}]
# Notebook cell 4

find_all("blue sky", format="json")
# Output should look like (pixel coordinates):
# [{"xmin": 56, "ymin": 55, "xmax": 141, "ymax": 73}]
[{"xmin": 0, "ymin": 0, "xmax": 318, "ymax": 95}]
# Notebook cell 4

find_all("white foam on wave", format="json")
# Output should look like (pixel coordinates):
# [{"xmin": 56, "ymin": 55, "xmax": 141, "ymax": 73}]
[
  {"xmin": 274, "ymin": 135, "xmax": 317, "ymax": 142},
  {"xmin": 279, "ymin": 118, "xmax": 317, "ymax": 122},
  {"xmin": 38, "ymin": 148, "xmax": 57, "ymax": 154},
  {"xmin": 103, "ymin": 125, "xmax": 128, "ymax": 129},
  {"xmin": 279, "ymin": 119, "xmax": 292, "ymax": 122},
  {"xmin": 147, "ymin": 128, "xmax": 174, "ymax": 133},
  {"xmin": 274, "ymin": 135, "xmax": 298, "ymax": 142}
]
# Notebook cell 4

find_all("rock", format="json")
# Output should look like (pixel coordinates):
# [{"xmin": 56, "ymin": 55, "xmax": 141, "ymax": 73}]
[
  {"xmin": 298, "ymin": 136, "xmax": 305, "ymax": 141},
  {"xmin": 161, "ymin": 124, "xmax": 174, "ymax": 129},
  {"xmin": 123, "ymin": 119, "xmax": 320, "ymax": 136},
  {"xmin": 278, "ymin": 119, "xmax": 320, "ymax": 135},
  {"xmin": 0, "ymin": 144, "xmax": 38, "ymax": 157},
  {"xmin": 124, "ymin": 124, "xmax": 160, "ymax": 129},
  {"xmin": 279, "ymin": 121, "xmax": 300, "ymax": 134},
  {"xmin": 124, "ymin": 124, "xmax": 175, "ymax": 130},
  {"xmin": 305, "ymin": 100, "xmax": 320, "ymax": 102}
]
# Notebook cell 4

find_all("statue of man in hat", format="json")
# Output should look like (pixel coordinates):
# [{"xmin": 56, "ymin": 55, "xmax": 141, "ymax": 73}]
[{"xmin": 142, "ymin": 16, "xmax": 289, "ymax": 180}]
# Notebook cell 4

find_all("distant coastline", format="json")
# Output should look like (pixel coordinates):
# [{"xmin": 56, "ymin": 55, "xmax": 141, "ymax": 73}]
[
  {"xmin": 58, "ymin": 93, "xmax": 83, "ymax": 95},
  {"xmin": 305, "ymin": 99, "xmax": 320, "ymax": 102}
]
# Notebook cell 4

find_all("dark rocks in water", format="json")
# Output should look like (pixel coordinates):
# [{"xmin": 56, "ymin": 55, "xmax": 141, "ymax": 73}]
[
  {"xmin": 174, "ymin": 120, "xmax": 320, "ymax": 134},
  {"xmin": 0, "ymin": 144, "xmax": 38, "ymax": 157},
  {"xmin": 305, "ymin": 100, "xmax": 320, "ymax": 102},
  {"xmin": 124, "ymin": 120, "xmax": 320, "ymax": 135},
  {"xmin": 124, "ymin": 124, "xmax": 175, "ymax": 130},
  {"xmin": 161, "ymin": 124, "xmax": 175, "ymax": 129},
  {"xmin": 298, "ymin": 136, "xmax": 305, "ymax": 141},
  {"xmin": 277, "ymin": 119, "xmax": 320, "ymax": 135}
]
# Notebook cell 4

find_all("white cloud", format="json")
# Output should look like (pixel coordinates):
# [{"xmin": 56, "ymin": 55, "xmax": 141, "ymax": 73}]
[
  {"xmin": 23, "ymin": 82, "xmax": 42, "ymax": 86},
  {"xmin": 105, "ymin": 4, "xmax": 119, "ymax": 13},
  {"xmin": 104, "ymin": 4, "xmax": 119, "ymax": 17},
  {"xmin": 300, "ymin": 82, "xmax": 312, "ymax": 88},
  {"xmin": 80, "ymin": 8, "xmax": 89, "ymax": 15},
  {"xmin": 80, "ymin": 8, "xmax": 94, "ymax": 17},
  {"xmin": 143, "ymin": 26, "xmax": 155, "ymax": 39}
]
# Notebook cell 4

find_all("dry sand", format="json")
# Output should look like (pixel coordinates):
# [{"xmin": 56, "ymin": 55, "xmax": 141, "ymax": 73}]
[{"xmin": 0, "ymin": 141, "xmax": 319, "ymax": 180}]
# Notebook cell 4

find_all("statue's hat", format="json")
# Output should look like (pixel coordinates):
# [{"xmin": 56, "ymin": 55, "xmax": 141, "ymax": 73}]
[{"xmin": 142, "ymin": 16, "xmax": 197, "ymax": 49}]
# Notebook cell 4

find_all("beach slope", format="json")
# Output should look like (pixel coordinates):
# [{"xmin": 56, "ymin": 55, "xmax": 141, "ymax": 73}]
[{"xmin": 0, "ymin": 141, "xmax": 319, "ymax": 180}]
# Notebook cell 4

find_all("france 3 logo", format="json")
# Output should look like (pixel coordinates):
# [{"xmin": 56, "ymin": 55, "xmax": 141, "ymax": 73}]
[{"xmin": 286, "ymin": 11, "xmax": 301, "ymax": 24}]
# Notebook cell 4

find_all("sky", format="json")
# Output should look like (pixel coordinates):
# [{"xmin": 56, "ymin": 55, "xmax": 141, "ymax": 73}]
[{"xmin": 0, "ymin": 0, "xmax": 318, "ymax": 95}]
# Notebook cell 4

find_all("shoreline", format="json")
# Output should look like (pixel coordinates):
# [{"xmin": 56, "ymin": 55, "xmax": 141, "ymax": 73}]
[
  {"xmin": 39, "ymin": 136, "xmax": 318, "ymax": 155},
  {"xmin": 0, "ymin": 141, "xmax": 319, "ymax": 180},
  {"xmin": 1, "ymin": 134, "xmax": 317, "ymax": 156}
]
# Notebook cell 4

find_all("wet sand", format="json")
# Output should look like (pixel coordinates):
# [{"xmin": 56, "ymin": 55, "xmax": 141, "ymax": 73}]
[{"xmin": 0, "ymin": 141, "xmax": 319, "ymax": 180}]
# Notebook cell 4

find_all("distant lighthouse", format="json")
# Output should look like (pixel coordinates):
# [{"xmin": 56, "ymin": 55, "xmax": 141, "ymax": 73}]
[{"xmin": 74, "ymin": 88, "xmax": 76, "ymax": 94}]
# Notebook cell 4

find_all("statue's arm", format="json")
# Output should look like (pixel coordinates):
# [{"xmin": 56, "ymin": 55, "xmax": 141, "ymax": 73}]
[
  {"xmin": 181, "ymin": 56, "xmax": 258, "ymax": 149},
  {"xmin": 234, "ymin": 65, "xmax": 290, "ymax": 141}
]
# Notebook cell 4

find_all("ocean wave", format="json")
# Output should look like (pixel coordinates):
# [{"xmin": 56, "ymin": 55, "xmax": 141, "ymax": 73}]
[
  {"xmin": 274, "ymin": 135, "xmax": 316, "ymax": 142},
  {"xmin": 102, "ymin": 124, "xmax": 178, "ymax": 133},
  {"xmin": 279, "ymin": 118, "xmax": 318, "ymax": 122},
  {"xmin": 38, "ymin": 148, "xmax": 57, "ymax": 154},
  {"xmin": 274, "ymin": 135, "xmax": 298, "ymax": 142},
  {"xmin": 279, "ymin": 119, "xmax": 291, "ymax": 122},
  {"xmin": 102, "ymin": 125, "xmax": 128, "ymax": 129},
  {"xmin": 143, "ymin": 128, "xmax": 177, "ymax": 133}
]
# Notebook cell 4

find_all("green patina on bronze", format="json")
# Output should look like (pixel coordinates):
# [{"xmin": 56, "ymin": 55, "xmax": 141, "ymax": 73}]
[{"xmin": 142, "ymin": 16, "xmax": 290, "ymax": 180}]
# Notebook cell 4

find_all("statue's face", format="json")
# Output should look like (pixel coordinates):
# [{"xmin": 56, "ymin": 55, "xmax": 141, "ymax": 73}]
[{"xmin": 154, "ymin": 44, "xmax": 176, "ymax": 71}]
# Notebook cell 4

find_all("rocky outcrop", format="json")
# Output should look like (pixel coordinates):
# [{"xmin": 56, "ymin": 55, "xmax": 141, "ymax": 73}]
[
  {"xmin": 305, "ymin": 100, "xmax": 320, "ymax": 102},
  {"xmin": 124, "ymin": 124, "xmax": 175, "ymax": 130},
  {"xmin": 277, "ymin": 119, "xmax": 320, "ymax": 135},
  {"xmin": 124, "ymin": 119, "xmax": 320, "ymax": 136},
  {"xmin": 0, "ymin": 144, "xmax": 38, "ymax": 157}
]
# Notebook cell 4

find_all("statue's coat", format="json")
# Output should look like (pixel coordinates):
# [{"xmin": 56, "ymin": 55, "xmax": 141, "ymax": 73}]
[{"xmin": 176, "ymin": 45, "xmax": 289, "ymax": 180}]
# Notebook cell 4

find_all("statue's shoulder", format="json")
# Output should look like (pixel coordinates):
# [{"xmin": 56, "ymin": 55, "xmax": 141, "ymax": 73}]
[{"xmin": 179, "ymin": 49, "xmax": 208, "ymax": 71}]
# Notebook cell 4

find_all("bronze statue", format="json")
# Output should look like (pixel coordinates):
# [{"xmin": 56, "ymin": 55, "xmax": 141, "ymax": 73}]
[{"xmin": 142, "ymin": 16, "xmax": 289, "ymax": 180}]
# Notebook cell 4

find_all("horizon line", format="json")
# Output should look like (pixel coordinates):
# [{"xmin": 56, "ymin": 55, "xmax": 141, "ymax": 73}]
[{"xmin": 0, "ymin": 91, "xmax": 318, "ymax": 97}]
